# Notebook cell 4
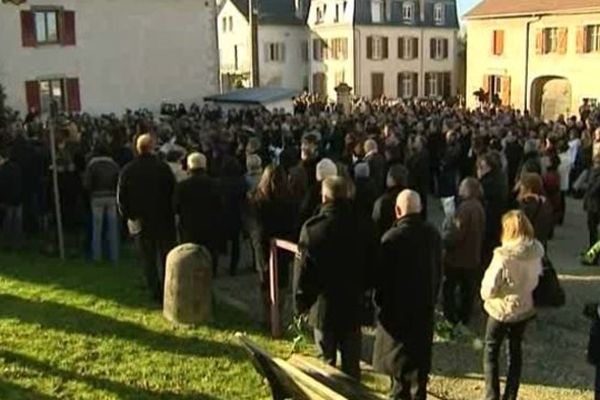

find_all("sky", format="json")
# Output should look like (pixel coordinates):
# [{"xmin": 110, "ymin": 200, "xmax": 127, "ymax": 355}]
[{"xmin": 457, "ymin": 0, "xmax": 480, "ymax": 17}]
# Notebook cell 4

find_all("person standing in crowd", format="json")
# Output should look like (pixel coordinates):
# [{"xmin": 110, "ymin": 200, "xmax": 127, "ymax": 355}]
[
  {"xmin": 174, "ymin": 152, "xmax": 222, "ymax": 275},
  {"xmin": 481, "ymin": 210, "xmax": 543, "ymax": 400},
  {"xmin": 289, "ymin": 134, "xmax": 320, "ymax": 198},
  {"xmin": 439, "ymin": 131, "xmax": 462, "ymax": 218},
  {"xmin": 245, "ymin": 154, "xmax": 263, "ymax": 193},
  {"xmin": 83, "ymin": 144, "xmax": 120, "ymax": 263},
  {"xmin": 364, "ymin": 138, "xmax": 386, "ymax": 195},
  {"xmin": 247, "ymin": 165, "xmax": 297, "ymax": 326},
  {"xmin": 353, "ymin": 162, "xmax": 377, "ymax": 219},
  {"xmin": 117, "ymin": 134, "xmax": 176, "ymax": 303},
  {"xmin": 295, "ymin": 176, "xmax": 377, "ymax": 380},
  {"xmin": 298, "ymin": 158, "xmax": 338, "ymax": 227},
  {"xmin": 373, "ymin": 190, "xmax": 442, "ymax": 399},
  {"xmin": 372, "ymin": 164, "xmax": 409, "ymax": 239},
  {"xmin": 406, "ymin": 135, "xmax": 430, "ymax": 219},
  {"xmin": 0, "ymin": 148, "xmax": 23, "ymax": 250},
  {"xmin": 557, "ymin": 141, "xmax": 572, "ymax": 225},
  {"xmin": 478, "ymin": 152, "xmax": 509, "ymax": 268},
  {"xmin": 443, "ymin": 177, "xmax": 486, "ymax": 327}
]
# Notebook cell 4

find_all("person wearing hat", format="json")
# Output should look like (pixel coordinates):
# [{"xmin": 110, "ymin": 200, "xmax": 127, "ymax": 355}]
[
  {"xmin": 174, "ymin": 152, "xmax": 222, "ymax": 275},
  {"xmin": 117, "ymin": 134, "xmax": 176, "ymax": 303}
]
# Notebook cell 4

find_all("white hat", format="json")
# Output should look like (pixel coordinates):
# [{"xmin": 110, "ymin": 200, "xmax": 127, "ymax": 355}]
[
  {"xmin": 187, "ymin": 152, "xmax": 207, "ymax": 171},
  {"xmin": 316, "ymin": 158, "xmax": 338, "ymax": 182}
]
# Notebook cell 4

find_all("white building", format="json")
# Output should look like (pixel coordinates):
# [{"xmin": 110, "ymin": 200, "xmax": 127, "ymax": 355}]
[
  {"xmin": 308, "ymin": 0, "xmax": 460, "ymax": 99},
  {"xmin": 0, "ymin": 0, "xmax": 219, "ymax": 115},
  {"xmin": 218, "ymin": 0, "xmax": 310, "ymax": 92}
]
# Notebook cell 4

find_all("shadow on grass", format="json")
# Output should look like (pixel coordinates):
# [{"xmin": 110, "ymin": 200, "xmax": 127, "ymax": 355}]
[
  {"xmin": 0, "ymin": 378, "xmax": 55, "ymax": 400},
  {"xmin": 0, "ymin": 350, "xmax": 221, "ymax": 400},
  {"xmin": 0, "ymin": 294, "xmax": 247, "ymax": 360}
]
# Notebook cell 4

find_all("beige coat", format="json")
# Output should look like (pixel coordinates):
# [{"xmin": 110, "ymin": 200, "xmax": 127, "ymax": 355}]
[{"xmin": 481, "ymin": 239, "xmax": 544, "ymax": 323}]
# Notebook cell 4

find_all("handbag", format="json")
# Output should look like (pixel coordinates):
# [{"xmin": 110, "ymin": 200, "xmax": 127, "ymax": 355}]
[{"xmin": 533, "ymin": 256, "xmax": 566, "ymax": 308}]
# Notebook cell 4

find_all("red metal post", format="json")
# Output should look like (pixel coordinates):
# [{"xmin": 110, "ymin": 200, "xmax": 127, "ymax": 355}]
[{"xmin": 269, "ymin": 239, "xmax": 281, "ymax": 338}]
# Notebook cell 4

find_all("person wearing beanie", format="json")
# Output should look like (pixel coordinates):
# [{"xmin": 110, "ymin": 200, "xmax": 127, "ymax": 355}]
[
  {"xmin": 174, "ymin": 152, "xmax": 222, "ymax": 275},
  {"xmin": 298, "ymin": 158, "xmax": 338, "ymax": 230}
]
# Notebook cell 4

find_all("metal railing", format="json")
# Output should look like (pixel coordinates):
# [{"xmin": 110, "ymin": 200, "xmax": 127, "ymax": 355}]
[{"xmin": 269, "ymin": 238, "xmax": 298, "ymax": 338}]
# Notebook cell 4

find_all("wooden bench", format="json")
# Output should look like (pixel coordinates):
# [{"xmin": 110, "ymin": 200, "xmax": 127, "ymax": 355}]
[{"xmin": 236, "ymin": 334, "xmax": 386, "ymax": 400}]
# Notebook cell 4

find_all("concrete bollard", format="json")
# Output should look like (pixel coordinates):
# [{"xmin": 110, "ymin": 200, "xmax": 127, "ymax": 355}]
[{"xmin": 163, "ymin": 243, "xmax": 213, "ymax": 325}]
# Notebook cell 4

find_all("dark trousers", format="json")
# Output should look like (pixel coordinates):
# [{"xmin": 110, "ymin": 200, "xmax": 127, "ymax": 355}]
[
  {"xmin": 228, "ymin": 233, "xmax": 240, "ymax": 276},
  {"xmin": 484, "ymin": 316, "xmax": 528, "ymax": 400},
  {"xmin": 443, "ymin": 268, "xmax": 477, "ymax": 325},
  {"xmin": 589, "ymin": 212, "xmax": 600, "ymax": 248},
  {"xmin": 313, "ymin": 328, "xmax": 362, "ymax": 380},
  {"xmin": 596, "ymin": 366, "xmax": 600, "ymax": 400},
  {"xmin": 558, "ymin": 191, "xmax": 566, "ymax": 225},
  {"xmin": 135, "ymin": 235, "xmax": 173, "ymax": 303}
]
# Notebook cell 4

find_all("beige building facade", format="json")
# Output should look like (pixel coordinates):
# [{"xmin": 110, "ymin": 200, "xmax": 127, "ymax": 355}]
[{"xmin": 465, "ymin": 0, "xmax": 600, "ymax": 120}]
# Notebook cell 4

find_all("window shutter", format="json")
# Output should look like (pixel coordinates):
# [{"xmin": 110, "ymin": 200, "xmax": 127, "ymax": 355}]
[
  {"xmin": 367, "ymin": 36, "xmax": 373, "ymax": 59},
  {"xmin": 313, "ymin": 39, "xmax": 319, "ymax": 60},
  {"xmin": 397, "ymin": 73, "xmax": 403, "ymax": 97},
  {"xmin": 500, "ymin": 76, "xmax": 511, "ymax": 106},
  {"xmin": 412, "ymin": 38, "xmax": 418, "ymax": 58},
  {"xmin": 398, "ymin": 37, "xmax": 405, "ymax": 58},
  {"xmin": 443, "ymin": 39, "xmax": 449, "ymax": 59},
  {"xmin": 21, "ymin": 11, "xmax": 36, "ymax": 47},
  {"xmin": 382, "ymin": 36, "xmax": 389, "ymax": 59},
  {"xmin": 443, "ymin": 72, "xmax": 451, "ymax": 97},
  {"xmin": 25, "ymin": 81, "xmax": 41, "ymax": 112},
  {"xmin": 430, "ymin": 38, "xmax": 436, "ymax": 59},
  {"xmin": 576, "ymin": 26, "xmax": 587, "ymax": 53},
  {"xmin": 497, "ymin": 30, "xmax": 504, "ymax": 55},
  {"xmin": 482, "ymin": 75, "xmax": 490, "ymax": 94},
  {"xmin": 323, "ymin": 40, "xmax": 329, "ymax": 60},
  {"xmin": 66, "ymin": 78, "xmax": 81, "ymax": 112},
  {"xmin": 424, "ymin": 72, "xmax": 430, "ymax": 96},
  {"xmin": 280, "ymin": 44, "xmax": 286, "ymax": 62},
  {"xmin": 412, "ymin": 73, "xmax": 419, "ymax": 97},
  {"xmin": 535, "ymin": 29, "xmax": 544, "ymax": 54},
  {"xmin": 61, "ymin": 11, "xmax": 76, "ymax": 46},
  {"xmin": 558, "ymin": 28, "xmax": 568, "ymax": 54},
  {"xmin": 265, "ymin": 44, "xmax": 271, "ymax": 62}
]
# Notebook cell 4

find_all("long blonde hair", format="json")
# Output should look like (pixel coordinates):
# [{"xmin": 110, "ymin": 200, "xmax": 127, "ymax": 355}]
[{"xmin": 501, "ymin": 210, "xmax": 535, "ymax": 244}]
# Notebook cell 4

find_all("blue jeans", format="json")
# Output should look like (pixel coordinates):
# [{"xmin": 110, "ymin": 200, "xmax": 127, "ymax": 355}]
[
  {"xmin": 2, "ymin": 205, "xmax": 23, "ymax": 249},
  {"xmin": 91, "ymin": 197, "xmax": 119, "ymax": 263}
]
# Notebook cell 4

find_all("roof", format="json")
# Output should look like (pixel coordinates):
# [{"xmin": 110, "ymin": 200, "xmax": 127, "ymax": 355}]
[
  {"xmin": 228, "ymin": 0, "xmax": 305, "ymax": 25},
  {"xmin": 465, "ymin": 0, "xmax": 600, "ymax": 19},
  {"xmin": 204, "ymin": 87, "xmax": 300, "ymax": 105},
  {"xmin": 353, "ymin": 0, "xmax": 459, "ymax": 29}
]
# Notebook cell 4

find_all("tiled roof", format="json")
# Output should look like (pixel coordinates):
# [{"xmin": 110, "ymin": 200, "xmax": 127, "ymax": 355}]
[
  {"xmin": 354, "ymin": 0, "xmax": 459, "ymax": 29},
  {"xmin": 465, "ymin": 0, "xmax": 600, "ymax": 19},
  {"xmin": 229, "ymin": 0, "xmax": 304, "ymax": 25}
]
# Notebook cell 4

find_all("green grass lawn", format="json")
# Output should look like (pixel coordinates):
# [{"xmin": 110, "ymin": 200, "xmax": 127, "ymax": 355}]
[{"xmin": 0, "ymin": 252, "xmax": 288, "ymax": 400}]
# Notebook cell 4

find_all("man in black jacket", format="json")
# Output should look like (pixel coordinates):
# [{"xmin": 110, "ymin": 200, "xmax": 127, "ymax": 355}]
[
  {"xmin": 372, "ymin": 164, "xmax": 409, "ymax": 239},
  {"xmin": 117, "ymin": 134, "xmax": 176, "ymax": 303},
  {"xmin": 174, "ymin": 152, "xmax": 222, "ymax": 275},
  {"xmin": 373, "ymin": 190, "xmax": 442, "ymax": 400},
  {"xmin": 295, "ymin": 176, "xmax": 377, "ymax": 379},
  {"xmin": 0, "ymin": 148, "xmax": 23, "ymax": 250}
]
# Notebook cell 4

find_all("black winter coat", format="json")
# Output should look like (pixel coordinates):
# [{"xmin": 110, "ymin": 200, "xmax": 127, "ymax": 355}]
[
  {"xmin": 174, "ymin": 171, "xmax": 222, "ymax": 246},
  {"xmin": 480, "ymin": 169, "xmax": 508, "ymax": 249},
  {"xmin": 117, "ymin": 154, "xmax": 176, "ymax": 240},
  {"xmin": 295, "ymin": 201, "xmax": 378, "ymax": 332},
  {"xmin": 519, "ymin": 195, "xmax": 554, "ymax": 248},
  {"xmin": 372, "ymin": 186, "xmax": 404, "ymax": 239},
  {"xmin": 0, "ymin": 160, "xmax": 23, "ymax": 206},
  {"xmin": 373, "ymin": 214, "xmax": 442, "ymax": 373}
]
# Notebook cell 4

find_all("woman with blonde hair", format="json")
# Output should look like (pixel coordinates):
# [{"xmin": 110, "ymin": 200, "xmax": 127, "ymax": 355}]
[{"xmin": 481, "ymin": 210, "xmax": 543, "ymax": 400}]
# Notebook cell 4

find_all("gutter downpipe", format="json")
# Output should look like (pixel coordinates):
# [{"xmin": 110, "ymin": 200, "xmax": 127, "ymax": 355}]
[{"xmin": 524, "ymin": 15, "xmax": 541, "ymax": 112}]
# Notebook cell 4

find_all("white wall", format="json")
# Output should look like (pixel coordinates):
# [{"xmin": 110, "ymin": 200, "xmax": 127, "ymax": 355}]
[
  {"xmin": 258, "ymin": 25, "xmax": 309, "ymax": 90},
  {"xmin": 355, "ymin": 25, "xmax": 457, "ymax": 98},
  {"xmin": 0, "ymin": 0, "xmax": 219, "ymax": 114},
  {"xmin": 217, "ymin": 0, "xmax": 251, "ymax": 74}
]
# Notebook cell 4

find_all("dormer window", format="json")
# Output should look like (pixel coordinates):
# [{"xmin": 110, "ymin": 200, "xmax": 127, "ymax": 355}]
[
  {"xmin": 316, "ymin": 6, "xmax": 324, "ymax": 24},
  {"xmin": 434, "ymin": 3, "xmax": 445, "ymax": 25},
  {"xmin": 372, "ymin": 0, "xmax": 385, "ymax": 23},
  {"xmin": 402, "ymin": 2, "xmax": 414, "ymax": 22}
]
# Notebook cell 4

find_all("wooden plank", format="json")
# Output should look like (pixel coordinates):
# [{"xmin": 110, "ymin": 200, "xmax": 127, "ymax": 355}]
[
  {"xmin": 274, "ymin": 358, "xmax": 349, "ymax": 400},
  {"xmin": 289, "ymin": 355, "xmax": 386, "ymax": 400}
]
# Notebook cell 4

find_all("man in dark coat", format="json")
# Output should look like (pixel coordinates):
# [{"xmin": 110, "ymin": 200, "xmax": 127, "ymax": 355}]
[
  {"xmin": 174, "ymin": 152, "xmax": 222, "ymax": 275},
  {"xmin": 373, "ymin": 189, "xmax": 442, "ymax": 400},
  {"xmin": 372, "ymin": 164, "xmax": 409, "ymax": 239},
  {"xmin": 118, "ymin": 134, "xmax": 176, "ymax": 303},
  {"xmin": 364, "ymin": 139, "xmax": 386, "ymax": 195},
  {"xmin": 477, "ymin": 152, "xmax": 508, "ymax": 269},
  {"xmin": 0, "ymin": 148, "xmax": 24, "ymax": 250},
  {"xmin": 295, "ymin": 176, "xmax": 377, "ymax": 380}
]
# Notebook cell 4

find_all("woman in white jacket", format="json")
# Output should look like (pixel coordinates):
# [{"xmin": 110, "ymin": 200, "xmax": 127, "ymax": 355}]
[{"xmin": 481, "ymin": 210, "xmax": 544, "ymax": 400}]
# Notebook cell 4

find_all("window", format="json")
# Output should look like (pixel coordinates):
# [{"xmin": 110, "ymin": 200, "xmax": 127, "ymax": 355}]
[
  {"xmin": 266, "ymin": 43, "xmax": 285, "ymax": 62},
  {"xmin": 335, "ymin": 69, "xmax": 346, "ymax": 85},
  {"xmin": 301, "ymin": 40, "xmax": 309, "ymax": 62},
  {"xmin": 484, "ymin": 74, "xmax": 510, "ymax": 105},
  {"xmin": 39, "ymin": 79, "xmax": 65, "ymax": 113},
  {"xmin": 546, "ymin": 28, "xmax": 559, "ymax": 53},
  {"xmin": 335, "ymin": 4, "xmax": 340, "ymax": 22},
  {"xmin": 430, "ymin": 38, "xmax": 448, "ymax": 59},
  {"xmin": 372, "ymin": 0, "xmax": 385, "ymax": 23},
  {"xmin": 538, "ymin": 27, "xmax": 567, "ymax": 54},
  {"xmin": 402, "ymin": 2, "xmax": 414, "ymax": 22},
  {"xmin": 26, "ymin": 77, "xmax": 81, "ymax": 114},
  {"xmin": 35, "ymin": 10, "xmax": 59, "ymax": 43},
  {"xmin": 399, "ymin": 37, "xmax": 418, "ymax": 59},
  {"xmin": 343, "ymin": 1, "xmax": 348, "ymax": 12},
  {"xmin": 331, "ymin": 38, "xmax": 348, "ymax": 60},
  {"xmin": 492, "ymin": 30, "xmax": 504, "ymax": 55},
  {"xmin": 222, "ymin": 17, "xmax": 227, "ymax": 32},
  {"xmin": 234, "ymin": 45, "xmax": 239, "ymax": 70},
  {"xmin": 313, "ymin": 39, "xmax": 327, "ymax": 61},
  {"xmin": 397, "ymin": 72, "xmax": 417, "ymax": 98},
  {"xmin": 427, "ymin": 73, "xmax": 438, "ymax": 96},
  {"xmin": 21, "ymin": 9, "xmax": 76, "ymax": 47},
  {"xmin": 316, "ymin": 6, "xmax": 324, "ymax": 24},
  {"xmin": 371, "ymin": 73, "xmax": 385, "ymax": 98},
  {"xmin": 425, "ymin": 72, "xmax": 451, "ymax": 97},
  {"xmin": 229, "ymin": 16, "xmax": 233, "ymax": 31},
  {"xmin": 367, "ymin": 36, "xmax": 388, "ymax": 60},
  {"xmin": 312, "ymin": 72, "xmax": 327, "ymax": 96},
  {"xmin": 587, "ymin": 25, "xmax": 600, "ymax": 52},
  {"xmin": 434, "ymin": 3, "xmax": 444, "ymax": 25}
]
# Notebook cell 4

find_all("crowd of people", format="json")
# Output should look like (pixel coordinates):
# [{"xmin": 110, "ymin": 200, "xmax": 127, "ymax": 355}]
[{"xmin": 2, "ymin": 94, "xmax": 600, "ymax": 399}]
